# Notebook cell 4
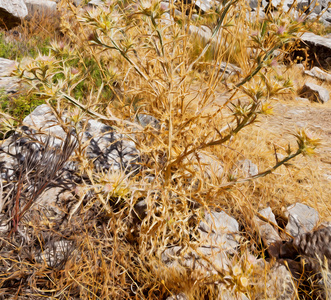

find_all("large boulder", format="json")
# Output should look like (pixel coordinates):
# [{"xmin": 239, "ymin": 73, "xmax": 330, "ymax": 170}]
[{"xmin": 0, "ymin": 0, "xmax": 28, "ymax": 29}]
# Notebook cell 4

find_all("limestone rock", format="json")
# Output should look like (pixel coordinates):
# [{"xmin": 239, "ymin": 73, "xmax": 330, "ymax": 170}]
[
  {"xmin": 135, "ymin": 114, "xmax": 160, "ymax": 129},
  {"xmin": 0, "ymin": 58, "xmax": 16, "ymax": 77},
  {"xmin": 24, "ymin": 0, "xmax": 57, "ymax": 19},
  {"xmin": 305, "ymin": 66, "xmax": 331, "ymax": 83},
  {"xmin": 166, "ymin": 293, "xmax": 188, "ymax": 300},
  {"xmin": 254, "ymin": 207, "xmax": 282, "ymax": 257},
  {"xmin": 0, "ymin": 77, "xmax": 21, "ymax": 94},
  {"xmin": 161, "ymin": 245, "xmax": 232, "ymax": 275},
  {"xmin": 36, "ymin": 240, "xmax": 74, "ymax": 267},
  {"xmin": 83, "ymin": 119, "xmax": 140, "ymax": 172},
  {"xmin": 233, "ymin": 159, "xmax": 259, "ymax": 178},
  {"xmin": 198, "ymin": 210, "xmax": 239, "ymax": 250},
  {"xmin": 301, "ymin": 32, "xmax": 331, "ymax": 69},
  {"xmin": 266, "ymin": 263, "xmax": 296, "ymax": 300},
  {"xmin": 285, "ymin": 203, "xmax": 319, "ymax": 237},
  {"xmin": 0, "ymin": 0, "xmax": 28, "ymax": 29},
  {"xmin": 299, "ymin": 82, "xmax": 330, "ymax": 103}
]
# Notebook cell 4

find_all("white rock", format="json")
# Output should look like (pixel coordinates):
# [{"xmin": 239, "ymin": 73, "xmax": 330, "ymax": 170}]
[
  {"xmin": 0, "ymin": 0, "xmax": 28, "ymax": 29},
  {"xmin": 305, "ymin": 66, "xmax": 331, "ymax": 83},
  {"xmin": 199, "ymin": 210, "xmax": 239, "ymax": 250},
  {"xmin": 285, "ymin": 203, "xmax": 319, "ymax": 237},
  {"xmin": 299, "ymin": 82, "xmax": 330, "ymax": 103},
  {"xmin": 24, "ymin": 0, "xmax": 57, "ymax": 19}
]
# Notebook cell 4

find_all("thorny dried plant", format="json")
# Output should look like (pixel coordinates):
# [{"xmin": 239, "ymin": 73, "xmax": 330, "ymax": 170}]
[{"xmin": 0, "ymin": 0, "xmax": 327, "ymax": 298}]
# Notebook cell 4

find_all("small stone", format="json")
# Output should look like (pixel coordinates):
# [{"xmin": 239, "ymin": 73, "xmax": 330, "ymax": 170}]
[
  {"xmin": 233, "ymin": 159, "xmax": 259, "ymax": 177},
  {"xmin": 36, "ymin": 240, "xmax": 74, "ymax": 267},
  {"xmin": 305, "ymin": 67, "xmax": 331, "ymax": 83},
  {"xmin": 299, "ymin": 82, "xmax": 330, "ymax": 103},
  {"xmin": 135, "ymin": 114, "xmax": 160, "ymax": 129},
  {"xmin": 198, "ymin": 210, "xmax": 239, "ymax": 250},
  {"xmin": 285, "ymin": 203, "xmax": 319, "ymax": 237},
  {"xmin": 166, "ymin": 293, "xmax": 188, "ymax": 300}
]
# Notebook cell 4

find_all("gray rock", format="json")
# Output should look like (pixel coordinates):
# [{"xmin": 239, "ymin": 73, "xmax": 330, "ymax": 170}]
[
  {"xmin": 24, "ymin": 0, "xmax": 57, "ymax": 19},
  {"xmin": 233, "ymin": 159, "xmax": 259, "ymax": 178},
  {"xmin": 0, "ymin": 58, "xmax": 16, "ymax": 77},
  {"xmin": 259, "ymin": 207, "xmax": 278, "ymax": 225},
  {"xmin": 166, "ymin": 293, "xmax": 188, "ymax": 300},
  {"xmin": 0, "ymin": 0, "xmax": 28, "ymax": 29},
  {"xmin": 22, "ymin": 104, "xmax": 66, "ymax": 145},
  {"xmin": 135, "ymin": 114, "xmax": 160, "ymax": 129},
  {"xmin": 254, "ymin": 208, "xmax": 282, "ymax": 257},
  {"xmin": 35, "ymin": 187, "xmax": 72, "ymax": 220},
  {"xmin": 301, "ymin": 32, "xmax": 331, "ymax": 69},
  {"xmin": 83, "ymin": 119, "xmax": 140, "ymax": 172},
  {"xmin": 88, "ymin": 0, "xmax": 104, "ymax": 7},
  {"xmin": 0, "ymin": 77, "xmax": 22, "ymax": 94},
  {"xmin": 266, "ymin": 263, "xmax": 296, "ymax": 300},
  {"xmin": 198, "ymin": 210, "xmax": 239, "ymax": 250},
  {"xmin": 36, "ymin": 240, "xmax": 74, "ymax": 267},
  {"xmin": 189, "ymin": 24, "xmax": 213, "ymax": 45},
  {"xmin": 299, "ymin": 82, "xmax": 330, "ymax": 103},
  {"xmin": 0, "ymin": 152, "xmax": 16, "ymax": 180},
  {"xmin": 285, "ymin": 203, "xmax": 319, "ymax": 237},
  {"xmin": 218, "ymin": 288, "xmax": 249, "ymax": 300},
  {"xmin": 196, "ymin": 152, "xmax": 224, "ymax": 179},
  {"xmin": 322, "ymin": 11, "xmax": 331, "ymax": 23},
  {"xmin": 161, "ymin": 245, "xmax": 232, "ymax": 275},
  {"xmin": 305, "ymin": 66, "xmax": 331, "ymax": 83}
]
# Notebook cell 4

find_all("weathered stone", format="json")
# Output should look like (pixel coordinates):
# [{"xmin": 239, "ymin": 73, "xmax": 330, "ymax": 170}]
[
  {"xmin": 0, "ymin": 0, "xmax": 28, "ymax": 29},
  {"xmin": 295, "ymin": 96, "xmax": 310, "ymax": 102},
  {"xmin": 233, "ymin": 159, "xmax": 258, "ymax": 178},
  {"xmin": 0, "ymin": 58, "xmax": 16, "ymax": 77},
  {"xmin": 0, "ymin": 77, "xmax": 21, "ymax": 94},
  {"xmin": 253, "ymin": 260, "xmax": 296, "ymax": 300},
  {"xmin": 305, "ymin": 66, "xmax": 331, "ymax": 83},
  {"xmin": 218, "ymin": 288, "xmax": 249, "ymax": 300},
  {"xmin": 83, "ymin": 119, "xmax": 140, "ymax": 172},
  {"xmin": 36, "ymin": 240, "xmax": 74, "ymax": 267},
  {"xmin": 299, "ymin": 82, "xmax": 330, "ymax": 103},
  {"xmin": 300, "ymin": 32, "xmax": 331, "ymax": 69},
  {"xmin": 285, "ymin": 203, "xmax": 319, "ymax": 237},
  {"xmin": 266, "ymin": 263, "xmax": 296, "ymax": 300},
  {"xmin": 166, "ymin": 293, "xmax": 188, "ymax": 300},
  {"xmin": 135, "ymin": 114, "xmax": 160, "ymax": 129},
  {"xmin": 22, "ymin": 104, "xmax": 66, "ymax": 146},
  {"xmin": 24, "ymin": 0, "xmax": 57, "ymax": 19},
  {"xmin": 88, "ymin": 0, "xmax": 104, "ymax": 7},
  {"xmin": 198, "ymin": 210, "xmax": 239, "ymax": 250},
  {"xmin": 35, "ymin": 187, "xmax": 72, "ymax": 220},
  {"xmin": 161, "ymin": 245, "xmax": 231, "ymax": 275}
]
